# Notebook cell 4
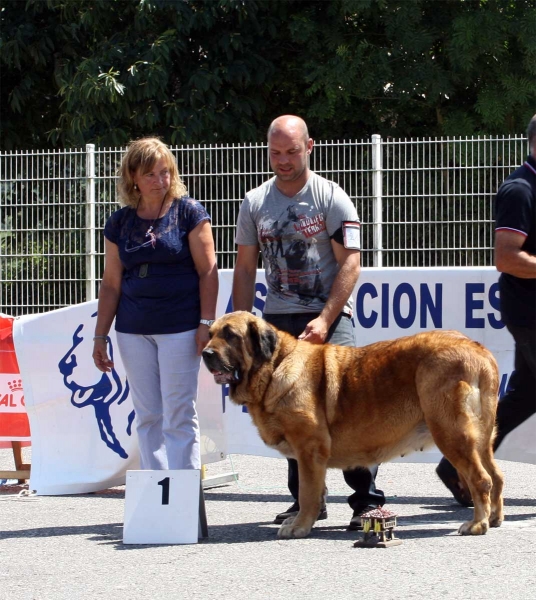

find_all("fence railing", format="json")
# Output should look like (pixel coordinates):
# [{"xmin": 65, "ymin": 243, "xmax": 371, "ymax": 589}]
[{"xmin": 0, "ymin": 134, "xmax": 528, "ymax": 316}]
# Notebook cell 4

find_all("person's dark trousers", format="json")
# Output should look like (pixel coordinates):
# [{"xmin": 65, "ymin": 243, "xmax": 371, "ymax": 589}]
[
  {"xmin": 493, "ymin": 322, "xmax": 536, "ymax": 449},
  {"xmin": 286, "ymin": 459, "xmax": 385, "ymax": 510},
  {"xmin": 263, "ymin": 311, "xmax": 386, "ymax": 510},
  {"xmin": 436, "ymin": 321, "xmax": 536, "ymax": 489}
]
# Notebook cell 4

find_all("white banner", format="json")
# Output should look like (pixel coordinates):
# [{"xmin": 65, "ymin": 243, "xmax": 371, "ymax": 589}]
[
  {"xmin": 13, "ymin": 302, "xmax": 226, "ymax": 495},
  {"xmin": 12, "ymin": 267, "xmax": 533, "ymax": 495},
  {"xmin": 213, "ymin": 267, "xmax": 533, "ymax": 464}
]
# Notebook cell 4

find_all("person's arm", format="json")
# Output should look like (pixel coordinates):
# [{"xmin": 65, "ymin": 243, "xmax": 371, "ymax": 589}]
[
  {"xmin": 232, "ymin": 243, "xmax": 260, "ymax": 312},
  {"xmin": 495, "ymin": 229, "xmax": 536, "ymax": 278},
  {"xmin": 93, "ymin": 238, "xmax": 123, "ymax": 372},
  {"xmin": 299, "ymin": 241, "xmax": 360, "ymax": 344},
  {"xmin": 190, "ymin": 219, "xmax": 219, "ymax": 355}
]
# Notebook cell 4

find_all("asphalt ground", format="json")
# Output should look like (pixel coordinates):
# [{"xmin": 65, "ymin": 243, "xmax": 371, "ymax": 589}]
[{"xmin": 1, "ymin": 447, "xmax": 535, "ymax": 600}]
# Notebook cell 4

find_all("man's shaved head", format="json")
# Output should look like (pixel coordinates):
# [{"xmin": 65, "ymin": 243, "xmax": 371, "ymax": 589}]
[{"xmin": 267, "ymin": 115, "xmax": 309, "ymax": 144}]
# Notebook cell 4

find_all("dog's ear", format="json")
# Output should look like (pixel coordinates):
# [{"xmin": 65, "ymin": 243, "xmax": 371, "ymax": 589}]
[{"xmin": 248, "ymin": 319, "xmax": 277, "ymax": 364}]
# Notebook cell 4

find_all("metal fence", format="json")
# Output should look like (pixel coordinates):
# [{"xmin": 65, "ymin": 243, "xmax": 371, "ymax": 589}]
[{"xmin": 0, "ymin": 134, "xmax": 528, "ymax": 316}]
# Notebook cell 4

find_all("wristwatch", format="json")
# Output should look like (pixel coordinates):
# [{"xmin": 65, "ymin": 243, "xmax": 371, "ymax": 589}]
[{"xmin": 200, "ymin": 319, "xmax": 215, "ymax": 327}]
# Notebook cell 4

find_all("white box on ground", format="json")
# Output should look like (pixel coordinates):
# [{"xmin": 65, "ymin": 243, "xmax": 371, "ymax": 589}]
[{"xmin": 123, "ymin": 469, "xmax": 200, "ymax": 544}]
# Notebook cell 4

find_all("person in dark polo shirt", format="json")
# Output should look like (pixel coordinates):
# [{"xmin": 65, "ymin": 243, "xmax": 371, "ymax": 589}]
[{"xmin": 436, "ymin": 114, "xmax": 536, "ymax": 505}]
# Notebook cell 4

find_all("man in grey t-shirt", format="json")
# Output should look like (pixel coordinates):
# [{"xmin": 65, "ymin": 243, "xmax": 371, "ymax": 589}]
[{"xmin": 232, "ymin": 115, "xmax": 385, "ymax": 530}]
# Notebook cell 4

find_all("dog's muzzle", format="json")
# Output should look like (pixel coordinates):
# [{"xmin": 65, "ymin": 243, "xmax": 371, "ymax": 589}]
[{"xmin": 202, "ymin": 347, "xmax": 239, "ymax": 385}]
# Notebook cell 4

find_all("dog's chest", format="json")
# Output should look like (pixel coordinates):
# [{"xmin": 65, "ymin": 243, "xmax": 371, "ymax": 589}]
[{"xmin": 248, "ymin": 407, "xmax": 295, "ymax": 458}]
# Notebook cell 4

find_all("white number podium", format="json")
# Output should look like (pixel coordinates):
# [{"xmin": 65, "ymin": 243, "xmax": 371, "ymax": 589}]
[{"xmin": 123, "ymin": 470, "xmax": 208, "ymax": 544}]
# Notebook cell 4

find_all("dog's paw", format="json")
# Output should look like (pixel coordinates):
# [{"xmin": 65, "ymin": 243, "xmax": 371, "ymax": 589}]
[
  {"xmin": 458, "ymin": 519, "xmax": 489, "ymax": 535},
  {"xmin": 282, "ymin": 515, "xmax": 296, "ymax": 525},
  {"xmin": 277, "ymin": 523, "xmax": 312, "ymax": 539},
  {"xmin": 489, "ymin": 514, "xmax": 503, "ymax": 528}
]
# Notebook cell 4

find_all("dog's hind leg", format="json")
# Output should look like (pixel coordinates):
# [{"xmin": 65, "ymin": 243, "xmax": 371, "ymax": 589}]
[
  {"xmin": 426, "ymin": 381, "xmax": 495, "ymax": 536},
  {"xmin": 452, "ymin": 448, "xmax": 493, "ymax": 535},
  {"xmin": 434, "ymin": 432, "xmax": 493, "ymax": 534},
  {"xmin": 477, "ymin": 378, "xmax": 505, "ymax": 529},
  {"xmin": 452, "ymin": 370, "xmax": 504, "ymax": 531},
  {"xmin": 480, "ymin": 441, "xmax": 504, "ymax": 528}
]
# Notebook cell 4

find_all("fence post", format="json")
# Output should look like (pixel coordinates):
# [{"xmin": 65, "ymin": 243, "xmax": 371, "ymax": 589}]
[
  {"xmin": 371, "ymin": 134, "xmax": 383, "ymax": 267},
  {"xmin": 85, "ymin": 144, "xmax": 96, "ymax": 301}
]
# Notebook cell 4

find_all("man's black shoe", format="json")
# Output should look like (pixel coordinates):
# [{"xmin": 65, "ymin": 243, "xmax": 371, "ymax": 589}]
[
  {"xmin": 273, "ymin": 501, "xmax": 328, "ymax": 524},
  {"xmin": 436, "ymin": 460, "xmax": 473, "ymax": 507},
  {"xmin": 347, "ymin": 505, "xmax": 377, "ymax": 531}
]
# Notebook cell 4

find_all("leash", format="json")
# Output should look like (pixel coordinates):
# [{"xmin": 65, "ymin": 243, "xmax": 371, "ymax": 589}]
[{"xmin": 0, "ymin": 487, "xmax": 39, "ymax": 501}]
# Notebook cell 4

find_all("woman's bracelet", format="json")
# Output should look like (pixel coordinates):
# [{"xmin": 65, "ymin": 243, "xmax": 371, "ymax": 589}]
[{"xmin": 93, "ymin": 335, "xmax": 109, "ymax": 343}]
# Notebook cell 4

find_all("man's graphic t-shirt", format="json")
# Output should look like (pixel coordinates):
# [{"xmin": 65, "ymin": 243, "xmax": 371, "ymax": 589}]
[{"xmin": 235, "ymin": 172, "xmax": 359, "ymax": 315}]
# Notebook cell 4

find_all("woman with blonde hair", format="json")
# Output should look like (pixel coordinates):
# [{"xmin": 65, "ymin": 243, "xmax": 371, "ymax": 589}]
[{"xmin": 92, "ymin": 137, "xmax": 218, "ymax": 470}]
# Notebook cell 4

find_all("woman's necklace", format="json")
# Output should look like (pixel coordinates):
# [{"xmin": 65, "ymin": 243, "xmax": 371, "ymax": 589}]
[{"xmin": 143, "ymin": 195, "xmax": 167, "ymax": 249}]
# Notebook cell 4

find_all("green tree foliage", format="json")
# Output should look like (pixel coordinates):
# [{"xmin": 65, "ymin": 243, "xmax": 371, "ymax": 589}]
[
  {"xmin": 1, "ymin": 0, "xmax": 535, "ymax": 150},
  {"xmin": 288, "ymin": 0, "xmax": 536, "ymax": 138}
]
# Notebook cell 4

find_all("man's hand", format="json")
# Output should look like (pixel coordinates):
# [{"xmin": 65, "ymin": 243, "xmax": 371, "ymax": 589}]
[{"xmin": 298, "ymin": 316, "xmax": 330, "ymax": 344}]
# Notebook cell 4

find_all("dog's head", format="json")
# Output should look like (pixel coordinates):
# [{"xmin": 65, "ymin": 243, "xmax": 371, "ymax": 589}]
[{"xmin": 202, "ymin": 311, "xmax": 278, "ymax": 390}]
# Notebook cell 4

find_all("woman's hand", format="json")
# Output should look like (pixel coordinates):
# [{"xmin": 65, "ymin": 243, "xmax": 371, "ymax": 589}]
[
  {"xmin": 92, "ymin": 339, "xmax": 114, "ymax": 372},
  {"xmin": 195, "ymin": 324, "xmax": 210, "ymax": 356}
]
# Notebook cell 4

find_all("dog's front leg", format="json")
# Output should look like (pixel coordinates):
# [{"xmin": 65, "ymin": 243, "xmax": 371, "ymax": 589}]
[{"xmin": 278, "ymin": 446, "xmax": 328, "ymax": 540}]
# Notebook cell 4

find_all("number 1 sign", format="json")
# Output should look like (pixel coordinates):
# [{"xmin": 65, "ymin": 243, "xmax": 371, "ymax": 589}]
[{"xmin": 123, "ymin": 470, "xmax": 201, "ymax": 544}]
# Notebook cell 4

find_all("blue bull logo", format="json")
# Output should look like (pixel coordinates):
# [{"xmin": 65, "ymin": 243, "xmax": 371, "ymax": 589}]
[{"xmin": 58, "ymin": 312, "xmax": 135, "ymax": 458}]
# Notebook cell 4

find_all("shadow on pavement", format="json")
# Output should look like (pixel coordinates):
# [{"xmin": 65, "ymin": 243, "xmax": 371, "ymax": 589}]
[{"xmin": 3, "ymin": 509, "xmax": 534, "ymax": 548}]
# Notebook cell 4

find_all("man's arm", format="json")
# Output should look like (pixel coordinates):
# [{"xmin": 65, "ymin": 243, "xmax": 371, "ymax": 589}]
[
  {"xmin": 495, "ymin": 230, "xmax": 536, "ymax": 278},
  {"xmin": 232, "ymin": 244, "xmax": 260, "ymax": 312},
  {"xmin": 299, "ymin": 241, "xmax": 360, "ymax": 344}
]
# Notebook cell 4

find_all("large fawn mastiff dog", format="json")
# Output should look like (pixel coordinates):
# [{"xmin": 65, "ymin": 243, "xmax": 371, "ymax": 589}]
[{"xmin": 202, "ymin": 311, "xmax": 504, "ymax": 539}]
